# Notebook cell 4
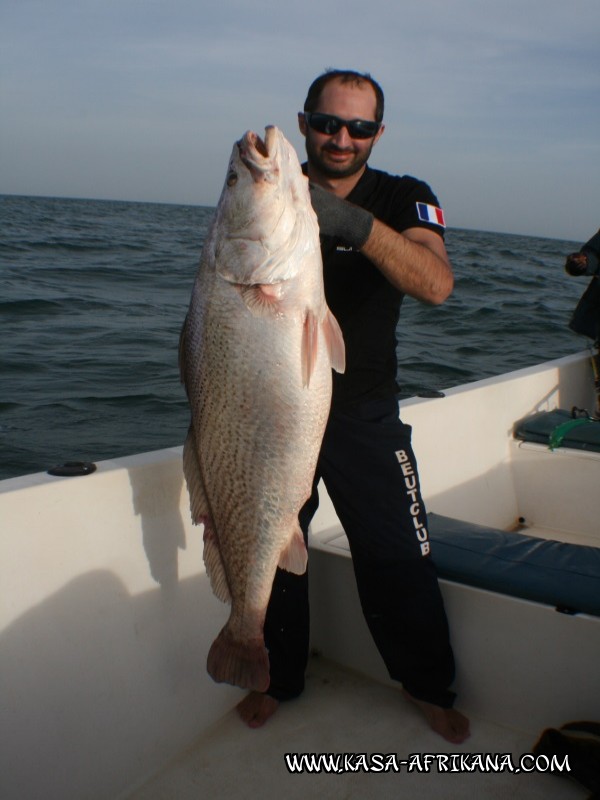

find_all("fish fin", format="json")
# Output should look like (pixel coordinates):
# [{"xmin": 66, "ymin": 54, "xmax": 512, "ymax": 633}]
[
  {"xmin": 182, "ymin": 426, "xmax": 211, "ymax": 523},
  {"xmin": 203, "ymin": 527, "xmax": 231, "ymax": 603},
  {"xmin": 322, "ymin": 307, "xmax": 345, "ymax": 374},
  {"xmin": 278, "ymin": 525, "xmax": 308, "ymax": 575},
  {"xmin": 207, "ymin": 627, "xmax": 270, "ymax": 692},
  {"xmin": 182, "ymin": 429, "xmax": 231, "ymax": 602},
  {"xmin": 301, "ymin": 310, "xmax": 319, "ymax": 388},
  {"xmin": 239, "ymin": 284, "xmax": 282, "ymax": 317}
]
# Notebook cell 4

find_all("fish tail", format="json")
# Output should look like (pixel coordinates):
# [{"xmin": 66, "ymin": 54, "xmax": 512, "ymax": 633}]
[{"xmin": 207, "ymin": 626, "xmax": 270, "ymax": 692}]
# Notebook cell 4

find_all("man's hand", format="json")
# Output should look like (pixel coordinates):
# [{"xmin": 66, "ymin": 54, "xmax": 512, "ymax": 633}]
[
  {"xmin": 565, "ymin": 249, "xmax": 599, "ymax": 277},
  {"xmin": 309, "ymin": 183, "xmax": 374, "ymax": 250},
  {"xmin": 565, "ymin": 252, "xmax": 590, "ymax": 276}
]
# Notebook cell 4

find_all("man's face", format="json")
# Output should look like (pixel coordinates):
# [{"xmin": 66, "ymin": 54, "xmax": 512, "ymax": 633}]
[{"xmin": 299, "ymin": 79, "xmax": 384, "ymax": 180}]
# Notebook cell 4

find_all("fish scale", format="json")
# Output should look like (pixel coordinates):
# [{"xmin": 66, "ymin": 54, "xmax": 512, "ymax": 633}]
[{"xmin": 179, "ymin": 126, "xmax": 345, "ymax": 692}]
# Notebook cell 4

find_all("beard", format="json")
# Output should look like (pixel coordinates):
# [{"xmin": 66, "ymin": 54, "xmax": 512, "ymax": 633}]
[{"xmin": 305, "ymin": 135, "xmax": 375, "ymax": 179}]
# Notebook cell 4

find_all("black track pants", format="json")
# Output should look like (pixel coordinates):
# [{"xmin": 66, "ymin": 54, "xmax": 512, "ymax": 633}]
[{"xmin": 264, "ymin": 397, "xmax": 457, "ymax": 709}]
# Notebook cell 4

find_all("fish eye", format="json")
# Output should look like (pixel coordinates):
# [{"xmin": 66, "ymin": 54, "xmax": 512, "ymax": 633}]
[{"xmin": 227, "ymin": 170, "xmax": 238, "ymax": 187}]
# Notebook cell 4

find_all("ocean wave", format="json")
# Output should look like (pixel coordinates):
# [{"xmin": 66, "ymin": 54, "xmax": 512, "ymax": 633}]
[
  {"xmin": 0, "ymin": 198, "xmax": 586, "ymax": 481},
  {"xmin": 0, "ymin": 298, "xmax": 65, "ymax": 315}
]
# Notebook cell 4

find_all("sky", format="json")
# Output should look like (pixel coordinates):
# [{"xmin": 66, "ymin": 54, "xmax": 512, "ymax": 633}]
[{"xmin": 1, "ymin": 0, "xmax": 599, "ymax": 242}]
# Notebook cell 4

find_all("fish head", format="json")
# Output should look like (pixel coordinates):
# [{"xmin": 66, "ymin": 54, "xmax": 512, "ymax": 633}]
[{"xmin": 212, "ymin": 126, "xmax": 319, "ymax": 286}]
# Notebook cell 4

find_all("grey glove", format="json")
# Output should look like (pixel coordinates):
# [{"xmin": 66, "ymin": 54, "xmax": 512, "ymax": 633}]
[{"xmin": 309, "ymin": 183, "xmax": 374, "ymax": 250}]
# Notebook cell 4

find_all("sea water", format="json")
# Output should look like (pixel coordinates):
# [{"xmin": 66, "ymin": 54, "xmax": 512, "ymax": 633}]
[{"xmin": 0, "ymin": 194, "xmax": 590, "ymax": 480}]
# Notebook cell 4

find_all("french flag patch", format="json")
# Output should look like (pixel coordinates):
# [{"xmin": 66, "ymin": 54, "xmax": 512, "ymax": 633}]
[{"xmin": 416, "ymin": 202, "xmax": 446, "ymax": 227}]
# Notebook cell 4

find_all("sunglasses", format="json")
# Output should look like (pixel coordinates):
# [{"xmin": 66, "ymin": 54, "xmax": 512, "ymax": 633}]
[{"xmin": 304, "ymin": 112, "xmax": 381, "ymax": 140}]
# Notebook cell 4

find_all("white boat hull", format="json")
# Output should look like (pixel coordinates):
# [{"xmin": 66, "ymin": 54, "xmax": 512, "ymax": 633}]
[{"xmin": 1, "ymin": 351, "xmax": 598, "ymax": 799}]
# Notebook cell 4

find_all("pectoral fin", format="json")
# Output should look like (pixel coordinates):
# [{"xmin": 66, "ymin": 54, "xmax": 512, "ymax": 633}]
[
  {"xmin": 278, "ymin": 525, "xmax": 308, "ymax": 575},
  {"xmin": 302, "ymin": 307, "xmax": 345, "ymax": 386},
  {"xmin": 322, "ymin": 308, "xmax": 345, "ymax": 373},
  {"xmin": 301, "ymin": 311, "xmax": 319, "ymax": 388}
]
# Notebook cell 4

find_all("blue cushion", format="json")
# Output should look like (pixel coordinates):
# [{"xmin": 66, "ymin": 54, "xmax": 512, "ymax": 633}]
[
  {"xmin": 513, "ymin": 409, "xmax": 600, "ymax": 452},
  {"xmin": 428, "ymin": 513, "xmax": 600, "ymax": 617}
]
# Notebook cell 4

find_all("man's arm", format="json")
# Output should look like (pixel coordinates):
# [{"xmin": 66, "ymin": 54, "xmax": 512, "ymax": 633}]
[
  {"xmin": 360, "ymin": 220, "xmax": 454, "ymax": 305},
  {"xmin": 309, "ymin": 183, "xmax": 454, "ymax": 305}
]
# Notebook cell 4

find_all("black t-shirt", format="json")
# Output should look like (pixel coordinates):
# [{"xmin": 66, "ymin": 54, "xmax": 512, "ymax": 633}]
[{"xmin": 314, "ymin": 165, "xmax": 446, "ymax": 409}]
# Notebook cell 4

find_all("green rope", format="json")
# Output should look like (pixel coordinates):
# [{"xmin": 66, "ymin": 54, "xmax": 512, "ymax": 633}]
[{"xmin": 548, "ymin": 418, "xmax": 595, "ymax": 451}]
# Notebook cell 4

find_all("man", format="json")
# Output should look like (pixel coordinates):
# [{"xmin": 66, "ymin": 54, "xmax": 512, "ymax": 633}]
[
  {"xmin": 565, "ymin": 228, "xmax": 600, "ymax": 416},
  {"xmin": 565, "ymin": 229, "xmax": 600, "ymax": 277},
  {"xmin": 237, "ymin": 69, "xmax": 470, "ymax": 744}
]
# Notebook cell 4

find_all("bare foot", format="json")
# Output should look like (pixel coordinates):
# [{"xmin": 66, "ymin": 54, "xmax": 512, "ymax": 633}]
[
  {"xmin": 236, "ymin": 691, "xmax": 280, "ymax": 729},
  {"xmin": 402, "ymin": 689, "xmax": 470, "ymax": 744}
]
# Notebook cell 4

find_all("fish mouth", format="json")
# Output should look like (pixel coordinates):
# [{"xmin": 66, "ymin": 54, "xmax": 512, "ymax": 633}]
[{"xmin": 237, "ymin": 126, "xmax": 278, "ymax": 181}]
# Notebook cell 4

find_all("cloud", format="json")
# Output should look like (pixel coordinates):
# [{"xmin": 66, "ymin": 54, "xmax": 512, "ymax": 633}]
[{"xmin": 1, "ymin": 0, "xmax": 599, "ymax": 239}]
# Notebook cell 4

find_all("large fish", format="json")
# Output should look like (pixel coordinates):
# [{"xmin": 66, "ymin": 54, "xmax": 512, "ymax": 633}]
[{"xmin": 179, "ymin": 126, "xmax": 345, "ymax": 692}]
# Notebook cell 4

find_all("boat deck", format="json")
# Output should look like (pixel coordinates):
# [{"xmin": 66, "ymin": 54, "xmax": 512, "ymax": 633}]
[{"xmin": 127, "ymin": 658, "xmax": 586, "ymax": 800}]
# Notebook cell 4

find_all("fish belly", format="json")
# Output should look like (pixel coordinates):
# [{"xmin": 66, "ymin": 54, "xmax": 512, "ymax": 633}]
[{"xmin": 186, "ymin": 277, "xmax": 331, "ymax": 691}]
